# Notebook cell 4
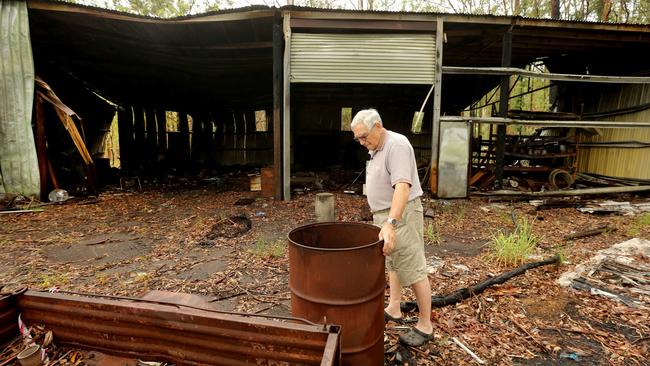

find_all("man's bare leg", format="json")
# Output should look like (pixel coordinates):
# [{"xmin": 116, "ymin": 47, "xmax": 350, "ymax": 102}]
[
  {"xmin": 411, "ymin": 277, "xmax": 433, "ymax": 334},
  {"xmin": 384, "ymin": 270, "xmax": 402, "ymax": 319}
]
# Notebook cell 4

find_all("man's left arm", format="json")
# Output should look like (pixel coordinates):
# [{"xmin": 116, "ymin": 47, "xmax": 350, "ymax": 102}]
[{"xmin": 379, "ymin": 181, "xmax": 411, "ymax": 256}]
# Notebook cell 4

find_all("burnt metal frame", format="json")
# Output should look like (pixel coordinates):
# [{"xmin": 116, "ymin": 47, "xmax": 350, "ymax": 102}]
[{"xmin": 1, "ymin": 290, "xmax": 341, "ymax": 366}]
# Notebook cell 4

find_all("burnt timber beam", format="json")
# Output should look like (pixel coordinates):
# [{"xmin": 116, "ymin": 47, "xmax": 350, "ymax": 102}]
[
  {"xmin": 282, "ymin": 13, "xmax": 291, "ymax": 201},
  {"xmin": 273, "ymin": 21, "xmax": 283, "ymax": 200},
  {"xmin": 495, "ymin": 30, "xmax": 512, "ymax": 189}
]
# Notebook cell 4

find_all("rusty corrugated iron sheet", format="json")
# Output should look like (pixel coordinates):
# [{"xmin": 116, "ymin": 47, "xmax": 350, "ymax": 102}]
[
  {"xmin": 0, "ymin": 293, "xmax": 19, "ymax": 343},
  {"xmin": 289, "ymin": 222, "xmax": 385, "ymax": 366},
  {"xmin": 1, "ymin": 290, "xmax": 340, "ymax": 365},
  {"xmin": 0, "ymin": 0, "xmax": 39, "ymax": 196},
  {"xmin": 578, "ymin": 83, "xmax": 650, "ymax": 180}
]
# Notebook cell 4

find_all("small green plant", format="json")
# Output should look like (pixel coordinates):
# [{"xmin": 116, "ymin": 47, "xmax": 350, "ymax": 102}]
[
  {"xmin": 37, "ymin": 272, "xmax": 70, "ymax": 288},
  {"xmin": 424, "ymin": 223, "xmax": 441, "ymax": 246},
  {"xmin": 250, "ymin": 238, "xmax": 285, "ymax": 258},
  {"xmin": 490, "ymin": 217, "xmax": 540, "ymax": 266},
  {"xmin": 628, "ymin": 213, "xmax": 650, "ymax": 237},
  {"xmin": 553, "ymin": 246, "xmax": 568, "ymax": 265},
  {"xmin": 456, "ymin": 202, "xmax": 467, "ymax": 221}
]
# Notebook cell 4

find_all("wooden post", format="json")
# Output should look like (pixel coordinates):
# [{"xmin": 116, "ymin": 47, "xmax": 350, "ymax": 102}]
[
  {"xmin": 35, "ymin": 95, "xmax": 47, "ymax": 199},
  {"xmin": 495, "ymin": 30, "xmax": 512, "ymax": 188},
  {"xmin": 133, "ymin": 107, "xmax": 146, "ymax": 172},
  {"xmin": 145, "ymin": 108, "xmax": 157, "ymax": 167},
  {"xmin": 191, "ymin": 113, "xmax": 203, "ymax": 162},
  {"xmin": 155, "ymin": 109, "xmax": 167, "ymax": 155},
  {"xmin": 273, "ymin": 21, "xmax": 283, "ymax": 200},
  {"xmin": 213, "ymin": 111, "xmax": 224, "ymax": 166},
  {"xmin": 282, "ymin": 12, "xmax": 292, "ymax": 201},
  {"xmin": 315, "ymin": 193, "xmax": 336, "ymax": 222},
  {"xmin": 430, "ymin": 17, "xmax": 444, "ymax": 196},
  {"xmin": 117, "ymin": 106, "xmax": 134, "ymax": 173},
  {"xmin": 179, "ymin": 112, "xmax": 190, "ymax": 167},
  {"xmin": 205, "ymin": 113, "xmax": 214, "ymax": 166}
]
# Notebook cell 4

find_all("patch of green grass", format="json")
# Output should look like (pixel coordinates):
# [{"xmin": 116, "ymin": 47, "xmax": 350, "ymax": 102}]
[
  {"xmin": 628, "ymin": 213, "xmax": 650, "ymax": 237},
  {"xmin": 424, "ymin": 222, "xmax": 441, "ymax": 246},
  {"xmin": 490, "ymin": 217, "xmax": 540, "ymax": 266},
  {"xmin": 37, "ymin": 272, "xmax": 70, "ymax": 288},
  {"xmin": 553, "ymin": 245, "xmax": 568, "ymax": 265},
  {"xmin": 456, "ymin": 202, "xmax": 468, "ymax": 221},
  {"xmin": 250, "ymin": 238, "xmax": 285, "ymax": 258}
]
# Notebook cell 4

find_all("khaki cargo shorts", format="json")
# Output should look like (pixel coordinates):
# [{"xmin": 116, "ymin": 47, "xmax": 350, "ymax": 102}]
[{"xmin": 373, "ymin": 198, "xmax": 427, "ymax": 287}]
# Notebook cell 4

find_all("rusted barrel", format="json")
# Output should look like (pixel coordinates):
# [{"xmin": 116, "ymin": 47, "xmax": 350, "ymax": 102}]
[{"xmin": 288, "ymin": 222, "xmax": 385, "ymax": 366}]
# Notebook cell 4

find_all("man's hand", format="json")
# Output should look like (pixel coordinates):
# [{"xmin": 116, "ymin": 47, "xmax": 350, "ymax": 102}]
[{"xmin": 379, "ymin": 222, "xmax": 396, "ymax": 256}]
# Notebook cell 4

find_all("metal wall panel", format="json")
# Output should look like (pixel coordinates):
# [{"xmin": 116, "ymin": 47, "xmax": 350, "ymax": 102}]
[
  {"xmin": 0, "ymin": 0, "xmax": 38, "ymax": 196},
  {"xmin": 290, "ymin": 33, "xmax": 435, "ymax": 84},
  {"xmin": 577, "ymin": 84, "xmax": 650, "ymax": 179},
  {"xmin": 437, "ymin": 121, "xmax": 470, "ymax": 198}
]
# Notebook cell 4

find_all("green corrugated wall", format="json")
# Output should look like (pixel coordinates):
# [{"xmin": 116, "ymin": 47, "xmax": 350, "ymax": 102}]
[{"xmin": 0, "ymin": 0, "xmax": 39, "ymax": 196}]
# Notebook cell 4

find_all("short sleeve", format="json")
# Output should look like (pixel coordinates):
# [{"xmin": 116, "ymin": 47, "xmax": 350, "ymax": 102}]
[{"xmin": 386, "ymin": 143, "xmax": 415, "ymax": 188}]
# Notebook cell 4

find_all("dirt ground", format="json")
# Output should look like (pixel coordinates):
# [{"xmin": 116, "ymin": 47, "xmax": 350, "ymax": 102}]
[{"xmin": 1, "ymin": 179, "xmax": 649, "ymax": 365}]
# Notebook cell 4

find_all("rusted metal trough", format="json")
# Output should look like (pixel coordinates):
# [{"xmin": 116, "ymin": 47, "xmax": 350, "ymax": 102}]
[{"xmin": 0, "ymin": 289, "xmax": 341, "ymax": 365}]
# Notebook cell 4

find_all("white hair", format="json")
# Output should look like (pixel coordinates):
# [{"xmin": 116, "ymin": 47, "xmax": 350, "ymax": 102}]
[{"xmin": 350, "ymin": 109, "xmax": 382, "ymax": 131}]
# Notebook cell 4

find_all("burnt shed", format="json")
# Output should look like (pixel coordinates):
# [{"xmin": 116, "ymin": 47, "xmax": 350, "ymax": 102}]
[{"xmin": 1, "ymin": 0, "xmax": 649, "ymax": 199}]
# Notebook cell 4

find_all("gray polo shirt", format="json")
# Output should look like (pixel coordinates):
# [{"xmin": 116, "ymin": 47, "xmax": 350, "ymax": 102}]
[{"xmin": 366, "ymin": 130, "xmax": 423, "ymax": 212}]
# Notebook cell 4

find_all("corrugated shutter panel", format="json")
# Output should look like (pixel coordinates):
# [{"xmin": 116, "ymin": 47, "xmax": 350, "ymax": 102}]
[
  {"xmin": 0, "ymin": 0, "xmax": 39, "ymax": 196},
  {"xmin": 290, "ymin": 33, "xmax": 435, "ymax": 84}
]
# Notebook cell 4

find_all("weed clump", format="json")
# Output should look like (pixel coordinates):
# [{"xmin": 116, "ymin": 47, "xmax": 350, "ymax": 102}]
[{"xmin": 490, "ymin": 217, "xmax": 540, "ymax": 266}]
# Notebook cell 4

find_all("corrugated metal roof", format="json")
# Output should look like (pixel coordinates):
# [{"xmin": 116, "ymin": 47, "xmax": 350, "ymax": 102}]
[{"xmin": 0, "ymin": 0, "xmax": 40, "ymax": 196}]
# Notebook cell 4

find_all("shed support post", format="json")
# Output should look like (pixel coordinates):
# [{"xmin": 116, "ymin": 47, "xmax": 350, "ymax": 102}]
[
  {"xmin": 495, "ymin": 30, "xmax": 513, "ymax": 188},
  {"xmin": 430, "ymin": 17, "xmax": 444, "ymax": 196},
  {"xmin": 273, "ymin": 20, "xmax": 283, "ymax": 200},
  {"xmin": 282, "ymin": 12, "xmax": 292, "ymax": 201}
]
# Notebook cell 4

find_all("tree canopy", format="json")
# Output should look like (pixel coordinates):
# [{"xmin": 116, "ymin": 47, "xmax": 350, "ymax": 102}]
[{"xmin": 66, "ymin": 0, "xmax": 649, "ymax": 23}]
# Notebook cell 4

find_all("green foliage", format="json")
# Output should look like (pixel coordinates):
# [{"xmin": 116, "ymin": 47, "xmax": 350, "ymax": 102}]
[
  {"xmin": 490, "ymin": 217, "xmax": 540, "ymax": 266},
  {"xmin": 37, "ymin": 272, "xmax": 70, "ymax": 288},
  {"xmin": 553, "ymin": 245, "xmax": 568, "ymax": 265},
  {"xmin": 250, "ymin": 238, "xmax": 286, "ymax": 258},
  {"xmin": 424, "ymin": 222, "xmax": 441, "ymax": 245},
  {"xmin": 456, "ymin": 202, "xmax": 467, "ymax": 221},
  {"xmin": 67, "ymin": 0, "xmax": 233, "ymax": 17},
  {"xmin": 63, "ymin": 0, "xmax": 650, "ymax": 23}
]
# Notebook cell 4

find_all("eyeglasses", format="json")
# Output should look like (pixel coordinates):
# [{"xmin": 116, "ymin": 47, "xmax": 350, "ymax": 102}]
[{"xmin": 353, "ymin": 133, "xmax": 369, "ymax": 142}]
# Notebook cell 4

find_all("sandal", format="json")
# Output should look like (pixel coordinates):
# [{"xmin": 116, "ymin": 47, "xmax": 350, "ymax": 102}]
[
  {"xmin": 384, "ymin": 311, "xmax": 402, "ymax": 323},
  {"xmin": 399, "ymin": 327, "xmax": 434, "ymax": 347}
]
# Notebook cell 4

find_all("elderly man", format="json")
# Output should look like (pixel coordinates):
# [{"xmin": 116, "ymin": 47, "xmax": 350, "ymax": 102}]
[{"xmin": 351, "ymin": 108, "xmax": 433, "ymax": 347}]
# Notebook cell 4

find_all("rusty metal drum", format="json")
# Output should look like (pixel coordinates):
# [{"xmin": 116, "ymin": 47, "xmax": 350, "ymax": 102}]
[{"xmin": 288, "ymin": 222, "xmax": 385, "ymax": 366}]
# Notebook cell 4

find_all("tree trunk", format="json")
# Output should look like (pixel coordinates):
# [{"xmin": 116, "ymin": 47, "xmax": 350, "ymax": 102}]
[
  {"xmin": 551, "ymin": 0, "xmax": 560, "ymax": 19},
  {"xmin": 602, "ymin": 0, "xmax": 612, "ymax": 21}
]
